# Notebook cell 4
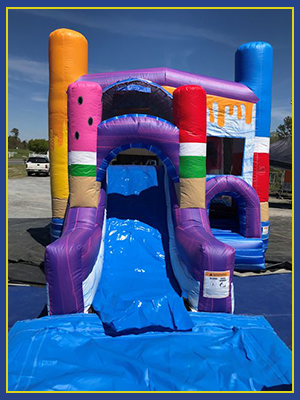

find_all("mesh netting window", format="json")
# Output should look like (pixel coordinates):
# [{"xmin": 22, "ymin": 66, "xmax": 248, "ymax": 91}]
[{"xmin": 206, "ymin": 137, "xmax": 245, "ymax": 176}]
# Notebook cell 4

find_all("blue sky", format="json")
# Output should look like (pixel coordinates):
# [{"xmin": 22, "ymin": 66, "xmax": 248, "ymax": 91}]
[{"xmin": 8, "ymin": 8, "xmax": 292, "ymax": 141}]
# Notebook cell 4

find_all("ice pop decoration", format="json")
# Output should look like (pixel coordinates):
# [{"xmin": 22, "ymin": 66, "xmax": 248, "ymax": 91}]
[{"xmin": 67, "ymin": 81, "xmax": 102, "ymax": 208}]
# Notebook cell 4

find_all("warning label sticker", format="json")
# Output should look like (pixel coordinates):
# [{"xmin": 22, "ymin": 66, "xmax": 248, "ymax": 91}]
[
  {"xmin": 203, "ymin": 271, "xmax": 230, "ymax": 299},
  {"xmin": 262, "ymin": 226, "xmax": 269, "ymax": 235}
]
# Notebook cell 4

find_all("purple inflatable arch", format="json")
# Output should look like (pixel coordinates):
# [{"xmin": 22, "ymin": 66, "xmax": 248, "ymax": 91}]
[
  {"xmin": 97, "ymin": 115, "xmax": 179, "ymax": 182},
  {"xmin": 206, "ymin": 175, "xmax": 261, "ymax": 238}
]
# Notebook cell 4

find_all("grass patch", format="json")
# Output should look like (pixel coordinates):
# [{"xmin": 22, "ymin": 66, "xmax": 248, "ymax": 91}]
[
  {"xmin": 8, "ymin": 164, "xmax": 27, "ymax": 179},
  {"xmin": 8, "ymin": 149, "xmax": 30, "ymax": 159}
]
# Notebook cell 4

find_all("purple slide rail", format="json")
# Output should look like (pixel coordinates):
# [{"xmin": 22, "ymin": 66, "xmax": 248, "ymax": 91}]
[
  {"xmin": 172, "ymin": 195, "xmax": 235, "ymax": 314},
  {"xmin": 45, "ymin": 189, "xmax": 106, "ymax": 315}
]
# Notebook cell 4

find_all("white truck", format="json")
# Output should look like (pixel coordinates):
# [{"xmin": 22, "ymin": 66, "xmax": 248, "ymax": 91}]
[{"xmin": 26, "ymin": 156, "xmax": 50, "ymax": 176}]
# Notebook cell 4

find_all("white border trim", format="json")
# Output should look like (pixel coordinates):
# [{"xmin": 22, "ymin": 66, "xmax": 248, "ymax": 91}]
[
  {"xmin": 68, "ymin": 151, "xmax": 97, "ymax": 166},
  {"xmin": 179, "ymin": 143, "xmax": 206, "ymax": 157},
  {"xmin": 254, "ymin": 137, "xmax": 270, "ymax": 154}
]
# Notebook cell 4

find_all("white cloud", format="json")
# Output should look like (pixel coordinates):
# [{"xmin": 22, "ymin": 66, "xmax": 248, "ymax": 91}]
[
  {"xmin": 26, "ymin": 9, "xmax": 238, "ymax": 48},
  {"xmin": 31, "ymin": 93, "xmax": 48, "ymax": 102},
  {"xmin": 271, "ymin": 105, "xmax": 292, "ymax": 120},
  {"xmin": 163, "ymin": 47, "xmax": 195, "ymax": 70},
  {"xmin": 8, "ymin": 55, "xmax": 48, "ymax": 85}
]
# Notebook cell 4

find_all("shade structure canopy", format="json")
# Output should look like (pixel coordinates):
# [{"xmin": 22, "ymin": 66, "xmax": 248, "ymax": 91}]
[{"xmin": 270, "ymin": 136, "xmax": 292, "ymax": 170}]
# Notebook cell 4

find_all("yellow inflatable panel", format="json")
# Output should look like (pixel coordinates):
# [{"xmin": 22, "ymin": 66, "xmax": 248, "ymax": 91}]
[
  {"xmin": 162, "ymin": 85, "xmax": 176, "ymax": 95},
  {"xmin": 48, "ymin": 29, "xmax": 88, "ymax": 218}
]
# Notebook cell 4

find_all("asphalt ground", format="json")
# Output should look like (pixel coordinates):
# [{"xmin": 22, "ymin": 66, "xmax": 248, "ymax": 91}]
[
  {"xmin": 8, "ymin": 159, "xmax": 27, "ymax": 165},
  {"xmin": 8, "ymin": 176, "xmax": 51, "ymax": 218}
]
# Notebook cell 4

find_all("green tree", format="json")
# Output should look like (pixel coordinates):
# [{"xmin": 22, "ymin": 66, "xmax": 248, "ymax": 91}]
[
  {"xmin": 276, "ymin": 116, "xmax": 292, "ymax": 138},
  {"xmin": 28, "ymin": 139, "xmax": 49, "ymax": 154},
  {"xmin": 8, "ymin": 128, "xmax": 28, "ymax": 149},
  {"xmin": 10, "ymin": 128, "xmax": 19, "ymax": 138},
  {"xmin": 270, "ymin": 131, "xmax": 278, "ymax": 143},
  {"xmin": 8, "ymin": 135, "xmax": 18, "ymax": 149}
]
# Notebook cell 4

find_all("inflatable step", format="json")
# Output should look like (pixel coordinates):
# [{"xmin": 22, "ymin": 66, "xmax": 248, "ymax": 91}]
[{"xmin": 211, "ymin": 229, "xmax": 265, "ymax": 270}]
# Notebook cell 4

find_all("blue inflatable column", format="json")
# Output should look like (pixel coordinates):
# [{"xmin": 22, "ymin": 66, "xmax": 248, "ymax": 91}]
[
  {"xmin": 50, "ymin": 218, "xmax": 64, "ymax": 242},
  {"xmin": 235, "ymin": 42, "xmax": 273, "ymax": 252}
]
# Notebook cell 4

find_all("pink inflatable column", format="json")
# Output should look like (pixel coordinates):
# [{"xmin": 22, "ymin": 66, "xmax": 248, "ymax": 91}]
[{"xmin": 67, "ymin": 81, "xmax": 102, "ymax": 208}]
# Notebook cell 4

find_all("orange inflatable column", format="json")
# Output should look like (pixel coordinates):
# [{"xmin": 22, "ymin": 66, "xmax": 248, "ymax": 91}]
[{"xmin": 48, "ymin": 29, "xmax": 88, "ymax": 240}]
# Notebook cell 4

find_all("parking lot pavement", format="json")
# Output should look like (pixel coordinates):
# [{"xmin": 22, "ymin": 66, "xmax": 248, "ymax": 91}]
[
  {"xmin": 8, "ymin": 159, "xmax": 26, "ymax": 165},
  {"xmin": 8, "ymin": 176, "xmax": 51, "ymax": 218}
]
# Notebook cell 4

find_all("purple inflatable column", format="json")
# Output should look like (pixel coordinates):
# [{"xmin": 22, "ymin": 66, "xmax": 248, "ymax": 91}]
[{"xmin": 67, "ymin": 81, "xmax": 102, "ymax": 208}]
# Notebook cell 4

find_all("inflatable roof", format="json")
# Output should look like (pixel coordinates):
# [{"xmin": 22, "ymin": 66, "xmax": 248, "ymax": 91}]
[{"xmin": 79, "ymin": 66, "xmax": 259, "ymax": 102}]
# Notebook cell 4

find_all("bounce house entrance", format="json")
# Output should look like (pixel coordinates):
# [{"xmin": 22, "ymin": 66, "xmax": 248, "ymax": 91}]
[
  {"xmin": 206, "ymin": 176, "xmax": 265, "ymax": 270},
  {"xmin": 209, "ymin": 195, "xmax": 240, "ymax": 234},
  {"xmin": 111, "ymin": 148, "xmax": 159, "ymax": 167}
]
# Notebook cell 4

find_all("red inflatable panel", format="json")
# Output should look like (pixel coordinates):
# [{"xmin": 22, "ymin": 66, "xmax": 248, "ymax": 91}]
[
  {"xmin": 253, "ymin": 152, "xmax": 269, "ymax": 202},
  {"xmin": 173, "ymin": 85, "xmax": 207, "ymax": 143}
]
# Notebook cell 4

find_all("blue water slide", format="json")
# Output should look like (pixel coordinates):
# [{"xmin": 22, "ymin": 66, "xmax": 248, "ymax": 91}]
[{"xmin": 92, "ymin": 165, "xmax": 193, "ymax": 333}]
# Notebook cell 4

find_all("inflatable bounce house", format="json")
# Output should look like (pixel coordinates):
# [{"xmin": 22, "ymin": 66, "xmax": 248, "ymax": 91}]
[
  {"xmin": 46, "ymin": 28, "xmax": 272, "ymax": 316},
  {"xmin": 8, "ymin": 29, "xmax": 292, "ymax": 392}
]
